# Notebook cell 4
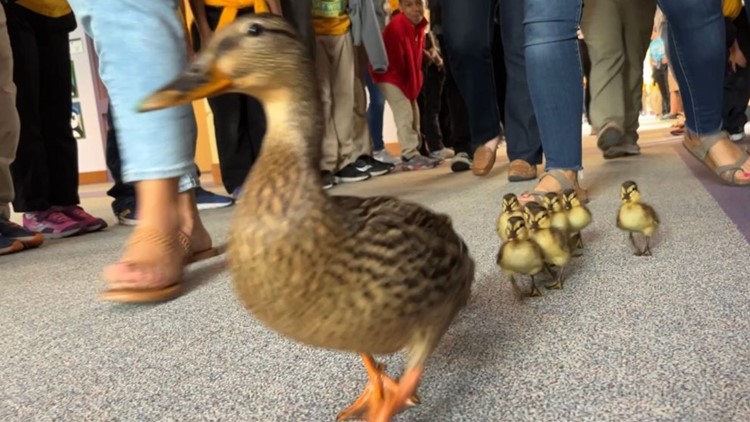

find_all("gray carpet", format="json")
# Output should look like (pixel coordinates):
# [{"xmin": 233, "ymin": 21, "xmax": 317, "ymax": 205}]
[{"xmin": 3, "ymin": 130, "xmax": 750, "ymax": 421}]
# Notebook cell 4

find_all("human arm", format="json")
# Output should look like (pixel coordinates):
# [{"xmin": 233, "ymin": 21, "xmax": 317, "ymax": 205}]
[{"xmin": 187, "ymin": 0, "xmax": 213, "ymax": 47}]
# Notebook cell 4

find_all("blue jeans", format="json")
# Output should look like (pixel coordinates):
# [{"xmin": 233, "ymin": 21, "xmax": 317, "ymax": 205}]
[
  {"xmin": 659, "ymin": 0, "xmax": 724, "ymax": 136},
  {"xmin": 365, "ymin": 71, "xmax": 385, "ymax": 151},
  {"xmin": 67, "ymin": 0, "xmax": 199, "ymax": 191},
  {"xmin": 524, "ymin": 0, "xmax": 583, "ymax": 171},
  {"xmin": 499, "ymin": 0, "xmax": 543, "ymax": 165}
]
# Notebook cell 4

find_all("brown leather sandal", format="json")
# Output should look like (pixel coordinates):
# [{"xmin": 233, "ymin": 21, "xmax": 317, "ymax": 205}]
[
  {"xmin": 519, "ymin": 169, "xmax": 589, "ymax": 205},
  {"xmin": 99, "ymin": 227, "xmax": 189, "ymax": 303},
  {"xmin": 682, "ymin": 131, "xmax": 750, "ymax": 186}
]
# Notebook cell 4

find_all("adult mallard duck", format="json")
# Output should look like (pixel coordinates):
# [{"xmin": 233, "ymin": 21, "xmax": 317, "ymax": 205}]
[{"xmin": 139, "ymin": 15, "xmax": 474, "ymax": 422}]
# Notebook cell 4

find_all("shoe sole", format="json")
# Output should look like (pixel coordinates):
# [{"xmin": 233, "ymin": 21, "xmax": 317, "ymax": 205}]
[
  {"xmin": 0, "ymin": 240, "xmax": 24, "ymax": 255},
  {"xmin": 197, "ymin": 202, "xmax": 234, "ymax": 210},
  {"xmin": 336, "ymin": 175, "xmax": 371, "ymax": 183},
  {"xmin": 597, "ymin": 126, "xmax": 623, "ymax": 150},
  {"xmin": 451, "ymin": 161, "xmax": 471, "ymax": 172},
  {"xmin": 40, "ymin": 227, "xmax": 82, "ymax": 239}
]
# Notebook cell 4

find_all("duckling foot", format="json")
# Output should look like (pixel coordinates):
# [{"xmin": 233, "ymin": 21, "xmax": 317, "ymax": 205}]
[
  {"xmin": 545, "ymin": 270, "xmax": 565, "ymax": 290},
  {"xmin": 337, "ymin": 354, "xmax": 420, "ymax": 421},
  {"xmin": 529, "ymin": 285, "xmax": 543, "ymax": 297}
]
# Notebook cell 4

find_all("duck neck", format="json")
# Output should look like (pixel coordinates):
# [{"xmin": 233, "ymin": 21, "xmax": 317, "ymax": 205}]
[{"xmin": 244, "ymin": 80, "xmax": 327, "ymax": 214}]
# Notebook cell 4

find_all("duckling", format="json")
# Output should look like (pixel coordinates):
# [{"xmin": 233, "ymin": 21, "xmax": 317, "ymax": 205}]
[
  {"xmin": 497, "ymin": 216, "xmax": 545, "ymax": 297},
  {"xmin": 562, "ymin": 188, "xmax": 592, "ymax": 250},
  {"xmin": 139, "ymin": 15, "xmax": 474, "ymax": 422},
  {"xmin": 617, "ymin": 180, "xmax": 660, "ymax": 256},
  {"xmin": 525, "ymin": 205, "xmax": 571, "ymax": 290},
  {"xmin": 497, "ymin": 193, "xmax": 523, "ymax": 241},
  {"xmin": 542, "ymin": 192, "xmax": 570, "ymax": 236}
]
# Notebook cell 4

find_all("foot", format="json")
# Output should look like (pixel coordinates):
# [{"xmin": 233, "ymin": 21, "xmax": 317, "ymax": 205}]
[
  {"xmin": 508, "ymin": 159, "xmax": 538, "ymax": 182},
  {"xmin": 597, "ymin": 122, "xmax": 624, "ymax": 152},
  {"xmin": 472, "ymin": 139, "xmax": 499, "ymax": 176},
  {"xmin": 450, "ymin": 152, "xmax": 472, "ymax": 172},
  {"xmin": 187, "ymin": 223, "xmax": 215, "ymax": 263},
  {"xmin": 401, "ymin": 154, "xmax": 440, "ymax": 171},
  {"xmin": 335, "ymin": 163, "xmax": 372, "ymax": 182},
  {"xmin": 529, "ymin": 285, "xmax": 543, "ymax": 297},
  {"xmin": 0, "ymin": 216, "xmax": 44, "ymax": 248},
  {"xmin": 23, "ymin": 210, "xmax": 82, "ymax": 239},
  {"xmin": 100, "ymin": 226, "xmax": 188, "ymax": 303},
  {"xmin": 0, "ymin": 235, "xmax": 24, "ymax": 256},
  {"xmin": 337, "ymin": 357, "xmax": 420, "ymax": 421},
  {"xmin": 373, "ymin": 149, "xmax": 400, "ymax": 165},
  {"xmin": 684, "ymin": 131, "xmax": 750, "ymax": 183},
  {"xmin": 354, "ymin": 155, "xmax": 394, "ymax": 177},
  {"xmin": 519, "ymin": 169, "xmax": 586, "ymax": 205},
  {"xmin": 194, "ymin": 187, "xmax": 234, "ymax": 210},
  {"xmin": 54, "ymin": 205, "xmax": 108, "ymax": 233},
  {"xmin": 321, "ymin": 170, "xmax": 335, "ymax": 190}
]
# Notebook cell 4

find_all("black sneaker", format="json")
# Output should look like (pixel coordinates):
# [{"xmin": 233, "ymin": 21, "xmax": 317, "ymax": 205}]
[
  {"xmin": 450, "ymin": 152, "xmax": 472, "ymax": 172},
  {"xmin": 321, "ymin": 170, "xmax": 335, "ymax": 190},
  {"xmin": 354, "ymin": 155, "xmax": 393, "ymax": 177},
  {"xmin": 335, "ymin": 164, "xmax": 371, "ymax": 183}
]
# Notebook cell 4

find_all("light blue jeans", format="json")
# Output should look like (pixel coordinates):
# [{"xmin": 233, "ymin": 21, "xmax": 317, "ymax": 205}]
[{"xmin": 67, "ymin": 0, "xmax": 199, "ymax": 192}]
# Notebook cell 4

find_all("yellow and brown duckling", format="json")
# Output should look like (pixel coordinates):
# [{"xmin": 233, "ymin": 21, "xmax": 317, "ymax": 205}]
[
  {"xmin": 497, "ymin": 193, "xmax": 523, "ymax": 241},
  {"xmin": 524, "ymin": 203, "xmax": 571, "ymax": 290},
  {"xmin": 497, "ymin": 216, "xmax": 545, "ymax": 297},
  {"xmin": 542, "ymin": 192, "xmax": 570, "ymax": 236},
  {"xmin": 617, "ymin": 180, "xmax": 660, "ymax": 256},
  {"xmin": 139, "ymin": 15, "xmax": 475, "ymax": 422},
  {"xmin": 562, "ymin": 188, "xmax": 592, "ymax": 250}
]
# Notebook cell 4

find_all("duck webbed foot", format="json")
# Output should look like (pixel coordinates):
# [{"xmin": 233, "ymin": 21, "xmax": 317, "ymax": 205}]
[
  {"xmin": 529, "ymin": 275, "xmax": 543, "ymax": 297},
  {"xmin": 641, "ymin": 238, "xmax": 653, "ymax": 256},
  {"xmin": 337, "ymin": 354, "xmax": 420, "ymax": 422},
  {"xmin": 545, "ymin": 267, "xmax": 565, "ymax": 290}
]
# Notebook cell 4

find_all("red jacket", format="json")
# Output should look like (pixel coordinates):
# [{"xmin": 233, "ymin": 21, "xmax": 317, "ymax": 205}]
[{"xmin": 370, "ymin": 13, "xmax": 428, "ymax": 101}]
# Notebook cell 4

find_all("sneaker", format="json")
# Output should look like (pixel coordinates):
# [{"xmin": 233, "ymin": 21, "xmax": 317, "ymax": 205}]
[
  {"xmin": 354, "ymin": 155, "xmax": 393, "ymax": 177},
  {"xmin": 729, "ymin": 131, "xmax": 745, "ymax": 142},
  {"xmin": 23, "ymin": 210, "xmax": 82, "ymax": 239},
  {"xmin": 195, "ymin": 186, "xmax": 234, "ymax": 210},
  {"xmin": 335, "ymin": 164, "xmax": 371, "ymax": 183},
  {"xmin": 231, "ymin": 186, "xmax": 243, "ymax": 201},
  {"xmin": 450, "ymin": 152, "xmax": 472, "ymax": 172},
  {"xmin": 373, "ymin": 149, "xmax": 400, "ymax": 164},
  {"xmin": 0, "ymin": 235, "xmax": 23, "ymax": 256},
  {"xmin": 55, "ymin": 206, "xmax": 108, "ymax": 233},
  {"xmin": 430, "ymin": 148, "xmax": 455, "ymax": 160},
  {"xmin": 321, "ymin": 170, "xmax": 335, "ymax": 190},
  {"xmin": 112, "ymin": 198, "xmax": 138, "ymax": 226},
  {"xmin": 0, "ymin": 216, "xmax": 44, "ymax": 248},
  {"xmin": 401, "ymin": 154, "xmax": 441, "ymax": 171}
]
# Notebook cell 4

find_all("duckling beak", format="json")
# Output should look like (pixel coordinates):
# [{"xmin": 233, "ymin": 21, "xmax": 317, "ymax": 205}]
[{"xmin": 138, "ymin": 66, "xmax": 233, "ymax": 112}]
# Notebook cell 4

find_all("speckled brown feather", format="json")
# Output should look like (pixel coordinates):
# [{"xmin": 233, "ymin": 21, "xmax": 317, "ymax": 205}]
[{"xmin": 215, "ymin": 15, "xmax": 475, "ymax": 370}]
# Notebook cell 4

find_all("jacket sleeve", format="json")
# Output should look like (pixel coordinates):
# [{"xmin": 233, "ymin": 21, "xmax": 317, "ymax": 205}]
[
  {"xmin": 361, "ymin": 0, "xmax": 388, "ymax": 73},
  {"xmin": 382, "ymin": 23, "xmax": 406, "ymax": 80}
]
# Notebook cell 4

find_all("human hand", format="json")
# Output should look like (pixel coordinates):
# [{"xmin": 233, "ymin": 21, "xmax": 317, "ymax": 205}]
[{"xmin": 729, "ymin": 40, "xmax": 746, "ymax": 72}]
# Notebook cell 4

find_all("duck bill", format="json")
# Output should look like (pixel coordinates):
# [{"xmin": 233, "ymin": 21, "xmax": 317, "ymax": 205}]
[{"xmin": 138, "ymin": 66, "xmax": 233, "ymax": 112}]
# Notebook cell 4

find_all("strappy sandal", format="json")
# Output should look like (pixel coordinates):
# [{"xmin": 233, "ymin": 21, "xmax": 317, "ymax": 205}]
[
  {"xmin": 519, "ymin": 169, "xmax": 589, "ymax": 205},
  {"xmin": 682, "ymin": 131, "xmax": 750, "ymax": 186},
  {"xmin": 99, "ymin": 227, "xmax": 190, "ymax": 303}
]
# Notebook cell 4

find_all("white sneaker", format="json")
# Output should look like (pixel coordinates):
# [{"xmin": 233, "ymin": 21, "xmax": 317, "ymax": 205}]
[
  {"xmin": 373, "ymin": 149, "xmax": 400, "ymax": 164},
  {"xmin": 430, "ymin": 148, "xmax": 455, "ymax": 160},
  {"xmin": 729, "ymin": 132, "xmax": 745, "ymax": 142}
]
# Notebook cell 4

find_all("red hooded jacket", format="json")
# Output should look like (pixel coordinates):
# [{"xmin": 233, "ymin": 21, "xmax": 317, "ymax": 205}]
[{"xmin": 370, "ymin": 13, "xmax": 428, "ymax": 101}]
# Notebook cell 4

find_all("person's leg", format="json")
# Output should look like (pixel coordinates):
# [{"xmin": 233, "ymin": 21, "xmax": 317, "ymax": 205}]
[
  {"xmin": 329, "ymin": 32, "xmax": 357, "ymax": 172},
  {"xmin": 580, "ymin": 0, "xmax": 626, "ymax": 150},
  {"xmin": 660, "ymin": 0, "xmax": 750, "ymax": 184},
  {"xmin": 439, "ymin": 0, "xmax": 501, "ymax": 176},
  {"xmin": 522, "ymin": 0, "xmax": 585, "ymax": 197},
  {"xmin": 69, "ymin": 0, "xmax": 213, "ymax": 298},
  {"xmin": 420, "ymin": 62, "xmax": 446, "ymax": 153},
  {"xmin": 379, "ymin": 83, "xmax": 421, "ymax": 158},
  {"xmin": 578, "ymin": 37, "xmax": 593, "ymax": 125},
  {"xmin": 365, "ymin": 71, "xmax": 385, "ymax": 152},
  {"xmin": 654, "ymin": 67, "xmax": 671, "ymax": 114},
  {"xmin": 499, "ymin": 0, "xmax": 543, "ymax": 181},
  {"xmin": 207, "ymin": 93, "xmax": 246, "ymax": 193},
  {"xmin": 0, "ymin": 4, "xmax": 18, "ymax": 221},
  {"xmin": 618, "ymin": 0, "xmax": 657, "ymax": 144},
  {"xmin": 316, "ymin": 35, "xmax": 340, "ymax": 174},
  {"xmin": 350, "ymin": 44, "xmax": 373, "ymax": 159}
]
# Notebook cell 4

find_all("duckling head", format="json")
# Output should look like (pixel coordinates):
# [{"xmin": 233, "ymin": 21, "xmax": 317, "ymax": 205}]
[
  {"xmin": 562, "ymin": 188, "xmax": 581, "ymax": 210},
  {"xmin": 502, "ymin": 193, "xmax": 521, "ymax": 213},
  {"xmin": 542, "ymin": 192, "xmax": 563, "ymax": 212},
  {"xmin": 620, "ymin": 180, "xmax": 641, "ymax": 203},
  {"xmin": 139, "ymin": 15, "xmax": 311, "ymax": 111},
  {"xmin": 506, "ymin": 216, "xmax": 529, "ymax": 240},
  {"xmin": 525, "ymin": 204, "xmax": 551, "ymax": 231}
]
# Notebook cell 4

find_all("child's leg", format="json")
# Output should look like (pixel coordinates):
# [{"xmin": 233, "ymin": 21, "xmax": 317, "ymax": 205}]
[
  {"xmin": 315, "ymin": 36, "xmax": 340, "ymax": 173},
  {"xmin": 329, "ymin": 33, "xmax": 356, "ymax": 170},
  {"xmin": 378, "ymin": 83, "xmax": 421, "ymax": 159}
]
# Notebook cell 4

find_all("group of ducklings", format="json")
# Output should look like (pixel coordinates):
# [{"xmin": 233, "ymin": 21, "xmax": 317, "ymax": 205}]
[{"xmin": 497, "ymin": 181, "xmax": 660, "ymax": 298}]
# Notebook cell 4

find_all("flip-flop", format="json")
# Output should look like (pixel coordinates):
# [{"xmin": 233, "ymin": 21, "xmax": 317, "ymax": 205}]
[{"xmin": 519, "ymin": 169, "xmax": 589, "ymax": 205}]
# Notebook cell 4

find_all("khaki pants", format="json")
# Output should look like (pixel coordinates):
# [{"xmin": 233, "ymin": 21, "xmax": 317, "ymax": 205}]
[
  {"xmin": 0, "ymin": 6, "xmax": 19, "ymax": 220},
  {"xmin": 581, "ymin": 0, "xmax": 656, "ymax": 135},
  {"xmin": 315, "ymin": 33, "xmax": 356, "ymax": 172},
  {"xmin": 378, "ymin": 83, "xmax": 420, "ymax": 159},
  {"xmin": 351, "ymin": 44, "xmax": 372, "ymax": 159}
]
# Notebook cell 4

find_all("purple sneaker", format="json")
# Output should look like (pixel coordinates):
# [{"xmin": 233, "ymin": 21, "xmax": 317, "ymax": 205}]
[
  {"xmin": 55, "ymin": 206, "xmax": 108, "ymax": 233},
  {"xmin": 23, "ymin": 210, "xmax": 82, "ymax": 239}
]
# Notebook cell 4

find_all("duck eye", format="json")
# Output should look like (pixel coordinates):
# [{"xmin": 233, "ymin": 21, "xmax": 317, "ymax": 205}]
[{"xmin": 247, "ymin": 23, "xmax": 264, "ymax": 36}]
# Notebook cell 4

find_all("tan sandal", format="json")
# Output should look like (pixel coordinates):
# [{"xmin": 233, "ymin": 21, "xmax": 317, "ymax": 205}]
[
  {"xmin": 682, "ymin": 131, "xmax": 750, "ymax": 186},
  {"xmin": 519, "ymin": 169, "xmax": 589, "ymax": 205},
  {"xmin": 99, "ymin": 227, "xmax": 189, "ymax": 303}
]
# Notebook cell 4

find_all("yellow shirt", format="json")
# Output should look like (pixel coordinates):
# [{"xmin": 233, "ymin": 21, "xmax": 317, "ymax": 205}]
[
  {"xmin": 724, "ymin": 0, "xmax": 742, "ymax": 19},
  {"xmin": 312, "ymin": 0, "xmax": 351, "ymax": 36},
  {"xmin": 388, "ymin": 0, "xmax": 399, "ymax": 13},
  {"xmin": 16, "ymin": 0, "xmax": 71, "ymax": 18},
  {"xmin": 204, "ymin": 0, "xmax": 270, "ymax": 30}
]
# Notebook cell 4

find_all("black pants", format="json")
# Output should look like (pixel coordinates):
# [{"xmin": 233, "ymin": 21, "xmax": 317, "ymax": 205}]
[
  {"xmin": 579, "ymin": 38, "xmax": 593, "ymax": 124},
  {"xmin": 723, "ymin": 13, "xmax": 750, "ymax": 134},
  {"xmin": 418, "ymin": 62, "xmax": 446, "ymax": 153},
  {"xmin": 5, "ymin": 5, "xmax": 79, "ymax": 212},
  {"xmin": 435, "ymin": 34, "xmax": 472, "ymax": 156},
  {"xmin": 191, "ymin": 6, "xmax": 266, "ymax": 194},
  {"xmin": 652, "ymin": 66, "xmax": 671, "ymax": 115}
]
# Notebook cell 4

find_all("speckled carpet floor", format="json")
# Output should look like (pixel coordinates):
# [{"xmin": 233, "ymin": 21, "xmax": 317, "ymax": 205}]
[{"xmin": 3, "ymin": 121, "xmax": 750, "ymax": 421}]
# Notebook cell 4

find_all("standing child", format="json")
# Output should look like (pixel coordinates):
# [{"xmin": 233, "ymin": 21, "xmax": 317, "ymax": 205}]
[{"xmin": 371, "ymin": 0, "xmax": 439, "ymax": 170}]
